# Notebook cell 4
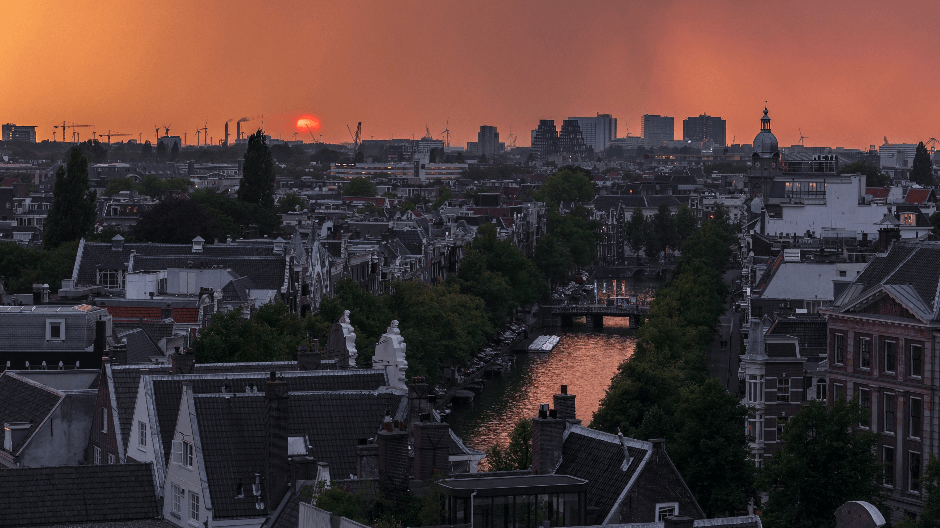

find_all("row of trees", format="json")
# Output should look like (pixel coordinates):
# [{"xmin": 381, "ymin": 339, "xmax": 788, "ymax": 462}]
[{"xmin": 624, "ymin": 203, "xmax": 697, "ymax": 261}]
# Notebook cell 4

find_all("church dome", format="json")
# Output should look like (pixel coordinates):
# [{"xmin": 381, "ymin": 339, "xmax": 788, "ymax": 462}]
[{"xmin": 752, "ymin": 107, "xmax": 778, "ymax": 156}]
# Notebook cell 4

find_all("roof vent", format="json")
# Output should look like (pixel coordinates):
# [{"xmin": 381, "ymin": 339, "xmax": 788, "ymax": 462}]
[
  {"xmin": 111, "ymin": 234, "xmax": 124, "ymax": 251},
  {"xmin": 192, "ymin": 236, "xmax": 205, "ymax": 253}
]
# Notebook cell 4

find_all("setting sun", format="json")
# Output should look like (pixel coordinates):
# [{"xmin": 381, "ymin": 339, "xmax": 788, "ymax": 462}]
[{"xmin": 296, "ymin": 116, "xmax": 320, "ymax": 132}]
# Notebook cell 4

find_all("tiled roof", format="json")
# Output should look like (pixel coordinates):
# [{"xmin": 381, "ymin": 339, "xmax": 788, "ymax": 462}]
[
  {"xmin": 395, "ymin": 229, "xmax": 425, "ymax": 255},
  {"xmin": 222, "ymin": 276, "xmax": 256, "ymax": 302},
  {"xmin": 905, "ymin": 188, "xmax": 934, "ymax": 204},
  {"xmin": 0, "ymin": 463, "xmax": 160, "ymax": 527},
  {"xmin": 0, "ymin": 372, "xmax": 63, "ymax": 454},
  {"xmin": 117, "ymin": 328, "xmax": 162, "ymax": 364},
  {"xmin": 113, "ymin": 320, "xmax": 176, "ymax": 343},
  {"xmin": 104, "ymin": 306, "xmax": 198, "ymax": 324},
  {"xmin": 555, "ymin": 426, "xmax": 651, "ymax": 523},
  {"xmin": 865, "ymin": 188, "xmax": 890, "ymax": 199}
]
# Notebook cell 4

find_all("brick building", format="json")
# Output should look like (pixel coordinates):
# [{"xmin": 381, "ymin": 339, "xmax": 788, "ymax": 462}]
[{"xmin": 822, "ymin": 240, "xmax": 940, "ymax": 522}]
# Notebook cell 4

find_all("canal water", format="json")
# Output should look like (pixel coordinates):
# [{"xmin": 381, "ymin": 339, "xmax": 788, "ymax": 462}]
[{"xmin": 447, "ymin": 277, "xmax": 659, "ymax": 464}]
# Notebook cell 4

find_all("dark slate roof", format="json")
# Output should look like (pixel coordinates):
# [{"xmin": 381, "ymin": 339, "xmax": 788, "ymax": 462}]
[
  {"xmin": 0, "ymin": 463, "xmax": 160, "ymax": 527},
  {"xmin": 766, "ymin": 341, "xmax": 799, "ymax": 358},
  {"xmin": 192, "ymin": 390, "xmax": 405, "ymax": 519},
  {"xmin": 395, "ymin": 229, "xmax": 425, "ymax": 255},
  {"xmin": 0, "ymin": 372, "xmax": 63, "ymax": 454},
  {"xmin": 832, "ymin": 241, "xmax": 940, "ymax": 322},
  {"xmin": 767, "ymin": 316, "xmax": 827, "ymax": 351},
  {"xmin": 584, "ymin": 516, "xmax": 762, "ymax": 528},
  {"xmin": 222, "ymin": 276, "xmax": 256, "ymax": 302},
  {"xmin": 148, "ymin": 370, "xmax": 388, "ymax": 466},
  {"xmin": 554, "ymin": 426, "xmax": 651, "ymax": 523},
  {"xmin": 75, "ymin": 241, "xmax": 284, "ymax": 289},
  {"xmin": 31, "ymin": 520, "xmax": 177, "ymax": 528},
  {"xmin": 113, "ymin": 320, "xmax": 176, "ymax": 343},
  {"xmin": 322, "ymin": 240, "xmax": 343, "ymax": 259},
  {"xmin": 118, "ymin": 328, "xmax": 161, "ymax": 365},
  {"xmin": 591, "ymin": 195, "xmax": 647, "ymax": 212},
  {"xmin": 111, "ymin": 365, "xmax": 171, "ymax": 453}
]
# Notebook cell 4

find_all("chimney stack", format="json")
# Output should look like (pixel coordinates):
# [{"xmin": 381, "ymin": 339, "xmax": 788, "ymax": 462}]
[
  {"xmin": 532, "ymin": 403, "xmax": 566, "ymax": 475},
  {"xmin": 553, "ymin": 385, "xmax": 580, "ymax": 424},
  {"xmin": 357, "ymin": 438, "xmax": 379, "ymax": 479},
  {"xmin": 297, "ymin": 343, "xmax": 321, "ymax": 371},
  {"xmin": 413, "ymin": 418, "xmax": 450, "ymax": 481},
  {"xmin": 94, "ymin": 320, "xmax": 107, "ymax": 356},
  {"xmin": 377, "ymin": 414, "xmax": 409, "ymax": 499},
  {"xmin": 109, "ymin": 342, "xmax": 128, "ymax": 366},
  {"xmin": 264, "ymin": 371, "xmax": 290, "ymax": 510},
  {"xmin": 224, "ymin": 122, "xmax": 229, "ymax": 146},
  {"xmin": 171, "ymin": 348, "xmax": 196, "ymax": 375}
]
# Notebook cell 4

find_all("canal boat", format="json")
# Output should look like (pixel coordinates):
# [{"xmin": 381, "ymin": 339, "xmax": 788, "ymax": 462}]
[{"xmin": 528, "ymin": 334, "xmax": 561, "ymax": 352}]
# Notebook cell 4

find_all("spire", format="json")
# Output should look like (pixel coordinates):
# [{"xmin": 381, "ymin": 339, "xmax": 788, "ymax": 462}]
[{"xmin": 761, "ymin": 106, "xmax": 771, "ymax": 131}]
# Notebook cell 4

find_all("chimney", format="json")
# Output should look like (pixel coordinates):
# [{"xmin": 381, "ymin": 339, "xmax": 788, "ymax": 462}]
[
  {"xmin": 171, "ymin": 348, "xmax": 196, "ymax": 375},
  {"xmin": 357, "ymin": 438, "xmax": 379, "ymax": 479},
  {"xmin": 111, "ymin": 234, "xmax": 124, "ymax": 251},
  {"xmin": 297, "ymin": 342, "xmax": 321, "ymax": 371},
  {"xmin": 663, "ymin": 516, "xmax": 694, "ymax": 528},
  {"xmin": 377, "ymin": 415, "xmax": 409, "ymax": 499},
  {"xmin": 237, "ymin": 121, "xmax": 241, "ymax": 143},
  {"xmin": 553, "ymin": 385, "xmax": 579, "ymax": 423},
  {"xmin": 532, "ymin": 404, "xmax": 566, "ymax": 475},
  {"xmin": 94, "ymin": 320, "xmax": 107, "ymax": 356},
  {"xmin": 289, "ymin": 455, "xmax": 320, "ymax": 490},
  {"xmin": 413, "ymin": 419, "xmax": 450, "ymax": 481},
  {"xmin": 408, "ymin": 377, "xmax": 430, "ymax": 419},
  {"xmin": 224, "ymin": 122, "xmax": 229, "ymax": 146},
  {"xmin": 161, "ymin": 303, "xmax": 173, "ymax": 320},
  {"xmin": 264, "ymin": 371, "xmax": 290, "ymax": 510},
  {"xmin": 109, "ymin": 342, "xmax": 128, "ymax": 366}
]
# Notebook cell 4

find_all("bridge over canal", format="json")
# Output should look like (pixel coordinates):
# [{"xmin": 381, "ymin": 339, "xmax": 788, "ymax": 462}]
[{"xmin": 539, "ymin": 303, "xmax": 651, "ymax": 328}]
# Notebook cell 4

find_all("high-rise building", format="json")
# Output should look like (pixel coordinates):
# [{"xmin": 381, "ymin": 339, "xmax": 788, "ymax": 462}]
[
  {"xmin": 531, "ymin": 120, "xmax": 559, "ymax": 157},
  {"xmin": 641, "ymin": 115, "xmax": 674, "ymax": 148},
  {"xmin": 477, "ymin": 125, "xmax": 500, "ymax": 158},
  {"xmin": 683, "ymin": 114, "xmax": 727, "ymax": 146},
  {"xmin": 2, "ymin": 124, "xmax": 37, "ymax": 143},
  {"xmin": 558, "ymin": 120, "xmax": 588, "ymax": 158},
  {"xmin": 567, "ymin": 114, "xmax": 617, "ymax": 153}
]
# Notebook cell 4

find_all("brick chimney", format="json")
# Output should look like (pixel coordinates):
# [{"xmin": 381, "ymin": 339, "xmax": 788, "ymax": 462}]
[
  {"xmin": 377, "ymin": 416, "xmax": 409, "ymax": 498},
  {"xmin": 264, "ymin": 371, "xmax": 290, "ymax": 510},
  {"xmin": 297, "ymin": 342, "xmax": 321, "ymax": 371},
  {"xmin": 553, "ymin": 385, "xmax": 580, "ymax": 424},
  {"xmin": 357, "ymin": 438, "xmax": 379, "ymax": 479},
  {"xmin": 408, "ymin": 377, "xmax": 431, "ymax": 421},
  {"xmin": 109, "ymin": 342, "xmax": 128, "ymax": 366},
  {"xmin": 532, "ymin": 403, "xmax": 566, "ymax": 475},
  {"xmin": 413, "ymin": 417, "xmax": 450, "ymax": 481},
  {"xmin": 94, "ymin": 319, "xmax": 107, "ymax": 356},
  {"xmin": 171, "ymin": 348, "xmax": 196, "ymax": 375}
]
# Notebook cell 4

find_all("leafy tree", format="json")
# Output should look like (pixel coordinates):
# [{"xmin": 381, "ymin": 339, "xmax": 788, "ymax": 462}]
[
  {"xmin": 78, "ymin": 139, "xmax": 108, "ymax": 163},
  {"xmin": 314, "ymin": 484, "xmax": 368, "ymax": 524},
  {"xmin": 0, "ymin": 241, "xmax": 78, "ymax": 293},
  {"xmin": 931, "ymin": 211, "xmax": 940, "ymax": 237},
  {"xmin": 44, "ymin": 147, "xmax": 97, "ymax": 248},
  {"xmin": 485, "ymin": 418, "xmax": 533, "ymax": 471},
  {"xmin": 539, "ymin": 167, "xmax": 595, "ymax": 204},
  {"xmin": 270, "ymin": 143, "xmax": 293, "ymax": 163},
  {"xmin": 170, "ymin": 142, "xmax": 180, "ymax": 161},
  {"xmin": 140, "ymin": 140, "xmax": 153, "ymax": 159},
  {"xmin": 837, "ymin": 161, "xmax": 890, "ymax": 187},
  {"xmin": 193, "ymin": 303, "xmax": 314, "ymax": 363},
  {"xmin": 132, "ymin": 196, "xmax": 212, "ymax": 243},
  {"xmin": 104, "ymin": 177, "xmax": 138, "ymax": 196},
  {"xmin": 918, "ymin": 454, "xmax": 940, "ymax": 528},
  {"xmin": 345, "ymin": 177, "xmax": 377, "ymax": 197},
  {"xmin": 138, "ymin": 175, "xmax": 193, "ymax": 199},
  {"xmin": 238, "ymin": 130, "xmax": 276, "ymax": 209},
  {"xmin": 533, "ymin": 233, "xmax": 573, "ymax": 284},
  {"xmin": 354, "ymin": 150, "xmax": 365, "ymax": 163},
  {"xmin": 311, "ymin": 147, "xmax": 343, "ymax": 166},
  {"xmin": 456, "ymin": 151, "xmax": 465, "ymax": 163},
  {"xmin": 911, "ymin": 141, "xmax": 935, "ymax": 187},
  {"xmin": 757, "ymin": 399, "xmax": 884, "ymax": 528},
  {"xmin": 432, "ymin": 187, "xmax": 452, "ymax": 208},
  {"xmin": 674, "ymin": 205, "xmax": 698, "ymax": 243},
  {"xmin": 625, "ymin": 208, "xmax": 647, "ymax": 258},
  {"xmin": 277, "ymin": 192, "xmax": 307, "ymax": 214},
  {"xmin": 156, "ymin": 140, "xmax": 167, "ymax": 159},
  {"xmin": 650, "ymin": 203, "xmax": 677, "ymax": 257}
]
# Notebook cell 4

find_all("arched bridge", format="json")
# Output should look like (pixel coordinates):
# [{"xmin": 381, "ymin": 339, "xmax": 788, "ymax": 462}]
[{"xmin": 540, "ymin": 304, "xmax": 651, "ymax": 328}]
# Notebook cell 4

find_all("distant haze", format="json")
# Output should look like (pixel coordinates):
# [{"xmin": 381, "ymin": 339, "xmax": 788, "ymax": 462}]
[{"xmin": 2, "ymin": 0, "xmax": 937, "ymax": 149}]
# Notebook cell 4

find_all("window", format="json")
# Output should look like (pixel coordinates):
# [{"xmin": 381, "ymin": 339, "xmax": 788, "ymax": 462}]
[
  {"xmin": 859, "ymin": 337, "xmax": 871, "ymax": 369},
  {"xmin": 911, "ymin": 344, "xmax": 923, "ymax": 377},
  {"xmin": 655, "ymin": 503, "xmax": 678, "ymax": 522},
  {"xmin": 190, "ymin": 491, "xmax": 200, "ymax": 521},
  {"xmin": 859, "ymin": 389, "xmax": 871, "ymax": 427},
  {"xmin": 94, "ymin": 446, "xmax": 101, "ymax": 465},
  {"xmin": 815, "ymin": 380, "xmax": 827, "ymax": 401},
  {"xmin": 834, "ymin": 384, "xmax": 845, "ymax": 401},
  {"xmin": 885, "ymin": 340, "xmax": 897, "ymax": 373},
  {"xmin": 173, "ymin": 440, "xmax": 195, "ymax": 468},
  {"xmin": 884, "ymin": 446, "xmax": 895, "ymax": 487},
  {"xmin": 171, "ymin": 484, "xmax": 183, "ymax": 516},
  {"xmin": 777, "ymin": 378, "xmax": 790, "ymax": 402},
  {"xmin": 747, "ymin": 414, "xmax": 764, "ymax": 443},
  {"xmin": 910, "ymin": 398, "xmax": 922, "ymax": 439},
  {"xmin": 108, "ymin": 453, "xmax": 115, "ymax": 465},
  {"xmin": 747, "ymin": 375, "xmax": 764, "ymax": 403},
  {"xmin": 911, "ymin": 452, "xmax": 922, "ymax": 493},
  {"xmin": 46, "ymin": 319, "xmax": 65, "ymax": 341},
  {"xmin": 885, "ymin": 394, "xmax": 897, "ymax": 433},
  {"xmin": 139, "ymin": 421, "xmax": 147, "ymax": 448},
  {"xmin": 101, "ymin": 407, "xmax": 108, "ymax": 434},
  {"xmin": 776, "ymin": 416, "xmax": 789, "ymax": 440},
  {"xmin": 834, "ymin": 334, "xmax": 845, "ymax": 365}
]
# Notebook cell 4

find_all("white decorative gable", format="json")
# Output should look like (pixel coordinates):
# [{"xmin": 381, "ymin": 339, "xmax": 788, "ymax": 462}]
[{"xmin": 372, "ymin": 320, "xmax": 408, "ymax": 390}]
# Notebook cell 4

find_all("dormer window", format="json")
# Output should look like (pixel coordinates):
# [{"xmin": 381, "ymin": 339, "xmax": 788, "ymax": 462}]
[
  {"xmin": 46, "ymin": 319, "xmax": 65, "ymax": 341},
  {"xmin": 192, "ymin": 236, "xmax": 205, "ymax": 253}
]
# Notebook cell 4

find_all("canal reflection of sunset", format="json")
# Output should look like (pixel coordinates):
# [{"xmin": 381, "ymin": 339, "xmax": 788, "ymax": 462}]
[{"xmin": 453, "ymin": 331, "xmax": 635, "ymax": 466}]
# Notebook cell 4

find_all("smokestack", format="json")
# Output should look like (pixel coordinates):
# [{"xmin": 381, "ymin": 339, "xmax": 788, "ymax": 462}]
[
  {"xmin": 224, "ymin": 122, "xmax": 229, "ymax": 146},
  {"xmin": 264, "ymin": 371, "xmax": 290, "ymax": 509},
  {"xmin": 237, "ymin": 121, "xmax": 241, "ymax": 142},
  {"xmin": 94, "ymin": 320, "xmax": 107, "ymax": 356}
]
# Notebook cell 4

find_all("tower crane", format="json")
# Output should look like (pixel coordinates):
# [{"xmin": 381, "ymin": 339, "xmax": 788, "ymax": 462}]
[
  {"xmin": 54, "ymin": 122, "xmax": 92, "ymax": 143},
  {"xmin": 507, "ymin": 126, "xmax": 517, "ymax": 150},
  {"xmin": 305, "ymin": 125, "xmax": 321, "ymax": 144},
  {"xmin": 441, "ymin": 119, "xmax": 451, "ymax": 147},
  {"xmin": 101, "ymin": 131, "xmax": 131, "ymax": 144},
  {"xmin": 346, "ymin": 122, "xmax": 361, "ymax": 154},
  {"xmin": 163, "ymin": 125, "xmax": 171, "ymax": 137}
]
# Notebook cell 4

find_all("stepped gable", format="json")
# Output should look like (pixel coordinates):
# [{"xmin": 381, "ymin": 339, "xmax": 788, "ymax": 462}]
[
  {"xmin": 116, "ymin": 328, "xmax": 161, "ymax": 364},
  {"xmin": 0, "ymin": 372, "xmax": 63, "ymax": 455},
  {"xmin": 554, "ymin": 426, "xmax": 650, "ymax": 523},
  {"xmin": 0, "ymin": 463, "xmax": 160, "ymax": 527}
]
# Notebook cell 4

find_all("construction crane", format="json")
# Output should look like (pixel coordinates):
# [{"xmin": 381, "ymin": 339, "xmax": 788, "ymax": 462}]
[
  {"xmin": 884, "ymin": 136, "xmax": 891, "ymax": 146},
  {"xmin": 163, "ymin": 125, "xmax": 171, "ymax": 137},
  {"xmin": 424, "ymin": 124, "xmax": 433, "ymax": 140},
  {"xmin": 54, "ymin": 122, "xmax": 92, "ymax": 143},
  {"xmin": 155, "ymin": 126, "xmax": 160, "ymax": 142},
  {"xmin": 305, "ymin": 125, "xmax": 321, "ymax": 144},
  {"xmin": 346, "ymin": 122, "xmax": 361, "ymax": 154},
  {"xmin": 100, "ymin": 131, "xmax": 131, "ymax": 144},
  {"xmin": 506, "ymin": 126, "xmax": 517, "ymax": 150},
  {"xmin": 440, "ymin": 119, "xmax": 451, "ymax": 147}
]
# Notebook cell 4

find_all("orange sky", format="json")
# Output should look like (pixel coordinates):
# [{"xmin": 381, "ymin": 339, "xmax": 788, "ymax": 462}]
[{"xmin": 2, "ymin": 0, "xmax": 939, "ymax": 149}]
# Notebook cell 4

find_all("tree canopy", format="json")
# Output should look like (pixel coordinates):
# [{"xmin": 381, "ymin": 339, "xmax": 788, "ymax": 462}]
[
  {"xmin": 539, "ymin": 167, "xmax": 595, "ymax": 204},
  {"xmin": 911, "ymin": 141, "xmax": 935, "ymax": 187},
  {"xmin": 44, "ymin": 147, "xmax": 97, "ymax": 249},
  {"xmin": 0, "ymin": 241, "xmax": 78, "ymax": 294},
  {"xmin": 533, "ymin": 206, "xmax": 601, "ymax": 283},
  {"xmin": 344, "ymin": 177, "xmax": 378, "ymax": 197},
  {"xmin": 837, "ymin": 161, "xmax": 890, "ymax": 187},
  {"xmin": 485, "ymin": 418, "xmax": 533, "ymax": 471},
  {"xmin": 238, "ymin": 130, "xmax": 276, "ymax": 208},
  {"xmin": 132, "ymin": 190, "xmax": 280, "ymax": 243},
  {"xmin": 756, "ymin": 398, "xmax": 884, "ymax": 528}
]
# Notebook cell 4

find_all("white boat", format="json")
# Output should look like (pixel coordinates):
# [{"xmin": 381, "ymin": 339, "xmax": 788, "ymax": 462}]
[{"xmin": 528, "ymin": 335, "xmax": 561, "ymax": 352}]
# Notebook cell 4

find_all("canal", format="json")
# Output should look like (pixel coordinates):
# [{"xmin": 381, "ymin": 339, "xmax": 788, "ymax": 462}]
[{"xmin": 447, "ymin": 277, "xmax": 659, "ymax": 463}]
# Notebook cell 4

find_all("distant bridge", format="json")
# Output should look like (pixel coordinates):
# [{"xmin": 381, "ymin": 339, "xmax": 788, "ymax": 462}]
[
  {"xmin": 593, "ymin": 264, "xmax": 674, "ymax": 279},
  {"xmin": 540, "ymin": 303, "xmax": 650, "ymax": 328}
]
